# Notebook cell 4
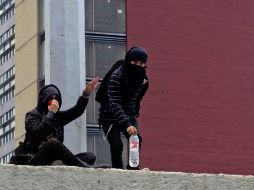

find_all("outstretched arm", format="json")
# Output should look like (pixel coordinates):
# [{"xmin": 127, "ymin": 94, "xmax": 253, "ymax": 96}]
[{"xmin": 60, "ymin": 77, "xmax": 99, "ymax": 126}]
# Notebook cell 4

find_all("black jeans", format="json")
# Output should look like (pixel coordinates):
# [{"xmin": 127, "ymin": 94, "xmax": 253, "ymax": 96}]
[
  {"xmin": 102, "ymin": 121, "xmax": 142, "ymax": 169},
  {"xmin": 29, "ymin": 139, "xmax": 88, "ymax": 167}
]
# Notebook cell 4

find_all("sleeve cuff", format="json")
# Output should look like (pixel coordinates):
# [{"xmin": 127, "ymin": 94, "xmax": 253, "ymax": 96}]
[
  {"xmin": 46, "ymin": 111, "xmax": 55, "ymax": 119},
  {"xmin": 82, "ymin": 91, "xmax": 90, "ymax": 98},
  {"xmin": 122, "ymin": 121, "xmax": 131, "ymax": 131}
]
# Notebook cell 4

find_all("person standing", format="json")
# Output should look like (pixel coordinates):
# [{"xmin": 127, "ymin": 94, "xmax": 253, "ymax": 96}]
[{"xmin": 98, "ymin": 47, "xmax": 149, "ymax": 169}]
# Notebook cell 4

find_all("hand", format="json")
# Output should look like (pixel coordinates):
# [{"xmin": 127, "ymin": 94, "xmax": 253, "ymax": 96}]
[
  {"xmin": 127, "ymin": 126, "xmax": 138, "ymax": 136},
  {"xmin": 84, "ymin": 77, "xmax": 100, "ymax": 93},
  {"xmin": 48, "ymin": 99, "xmax": 59, "ymax": 113}
]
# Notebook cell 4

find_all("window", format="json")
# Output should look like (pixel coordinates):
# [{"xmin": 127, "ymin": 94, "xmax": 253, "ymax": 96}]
[
  {"xmin": 85, "ymin": 0, "xmax": 127, "ymax": 165},
  {"xmin": 0, "ymin": 151, "xmax": 14, "ymax": 163},
  {"xmin": 0, "ymin": 108, "xmax": 15, "ymax": 147},
  {"xmin": 85, "ymin": 41, "xmax": 125, "ymax": 124},
  {"xmin": 86, "ymin": 41, "xmax": 126, "ymax": 78},
  {"xmin": 0, "ymin": 45, "xmax": 15, "ymax": 65},
  {"xmin": 0, "ymin": 127, "xmax": 15, "ymax": 147},
  {"xmin": 85, "ymin": 0, "xmax": 125, "ymax": 33},
  {"xmin": 0, "ymin": 67, "xmax": 15, "ymax": 105},
  {"xmin": 85, "ymin": 0, "xmax": 126, "ymax": 125},
  {"xmin": 0, "ymin": 0, "xmax": 14, "ymax": 25}
]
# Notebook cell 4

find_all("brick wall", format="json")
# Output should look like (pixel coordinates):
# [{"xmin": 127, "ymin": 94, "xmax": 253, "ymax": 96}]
[{"xmin": 127, "ymin": 0, "xmax": 254, "ymax": 174}]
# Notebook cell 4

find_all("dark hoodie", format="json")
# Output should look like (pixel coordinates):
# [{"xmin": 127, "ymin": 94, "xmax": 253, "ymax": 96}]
[
  {"xmin": 99, "ymin": 47, "xmax": 149, "ymax": 130},
  {"xmin": 36, "ymin": 84, "xmax": 62, "ymax": 116},
  {"xmin": 22, "ymin": 84, "xmax": 89, "ymax": 154}
]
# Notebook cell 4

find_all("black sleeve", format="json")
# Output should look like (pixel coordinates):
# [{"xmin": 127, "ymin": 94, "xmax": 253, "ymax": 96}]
[
  {"xmin": 59, "ymin": 92, "xmax": 89, "ymax": 126},
  {"xmin": 108, "ymin": 73, "xmax": 131, "ymax": 130},
  {"xmin": 25, "ymin": 111, "xmax": 54, "ymax": 141}
]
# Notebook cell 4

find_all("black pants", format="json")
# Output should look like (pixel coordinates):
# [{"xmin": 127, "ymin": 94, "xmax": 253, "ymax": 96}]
[
  {"xmin": 102, "ymin": 122, "xmax": 142, "ymax": 169},
  {"xmin": 29, "ymin": 139, "xmax": 88, "ymax": 167}
]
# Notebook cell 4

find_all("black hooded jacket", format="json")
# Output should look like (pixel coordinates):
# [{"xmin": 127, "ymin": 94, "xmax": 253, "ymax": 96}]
[
  {"xmin": 22, "ymin": 85, "xmax": 89, "ymax": 154},
  {"xmin": 99, "ymin": 47, "xmax": 149, "ymax": 130}
]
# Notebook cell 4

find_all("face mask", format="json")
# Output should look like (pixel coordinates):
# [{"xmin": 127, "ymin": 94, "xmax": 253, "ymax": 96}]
[
  {"xmin": 124, "ymin": 63, "xmax": 146, "ymax": 91},
  {"xmin": 127, "ymin": 63, "xmax": 146, "ymax": 76}
]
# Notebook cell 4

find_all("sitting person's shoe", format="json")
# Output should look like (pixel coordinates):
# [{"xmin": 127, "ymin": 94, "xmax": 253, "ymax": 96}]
[
  {"xmin": 77, "ymin": 158, "xmax": 89, "ymax": 168},
  {"xmin": 76, "ymin": 152, "xmax": 96, "ymax": 165},
  {"xmin": 9, "ymin": 154, "xmax": 34, "ymax": 165}
]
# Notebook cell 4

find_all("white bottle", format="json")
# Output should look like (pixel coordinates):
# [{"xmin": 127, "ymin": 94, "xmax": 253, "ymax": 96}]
[{"xmin": 129, "ymin": 135, "xmax": 139, "ymax": 167}]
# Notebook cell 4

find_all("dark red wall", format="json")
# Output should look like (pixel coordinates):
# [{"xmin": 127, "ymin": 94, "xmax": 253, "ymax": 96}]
[{"xmin": 127, "ymin": 0, "xmax": 254, "ymax": 175}]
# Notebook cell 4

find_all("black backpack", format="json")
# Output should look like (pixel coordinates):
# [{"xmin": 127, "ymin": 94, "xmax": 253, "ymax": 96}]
[{"xmin": 95, "ymin": 59, "xmax": 124, "ymax": 104}]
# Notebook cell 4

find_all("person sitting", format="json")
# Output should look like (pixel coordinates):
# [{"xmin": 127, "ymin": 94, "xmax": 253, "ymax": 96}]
[{"xmin": 10, "ymin": 78, "xmax": 100, "ymax": 167}]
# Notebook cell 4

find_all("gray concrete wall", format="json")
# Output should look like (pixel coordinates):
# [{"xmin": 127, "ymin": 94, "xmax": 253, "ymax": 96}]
[
  {"xmin": 44, "ymin": 0, "xmax": 87, "ymax": 154},
  {"xmin": 1, "ymin": 164, "xmax": 254, "ymax": 190}
]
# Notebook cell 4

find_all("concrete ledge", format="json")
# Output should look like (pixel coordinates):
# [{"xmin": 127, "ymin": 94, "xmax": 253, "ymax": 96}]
[{"xmin": 1, "ymin": 164, "xmax": 254, "ymax": 190}]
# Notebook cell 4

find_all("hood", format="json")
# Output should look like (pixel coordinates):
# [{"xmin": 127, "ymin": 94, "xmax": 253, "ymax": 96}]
[
  {"xmin": 122, "ymin": 47, "xmax": 148, "ymax": 91},
  {"xmin": 125, "ymin": 47, "xmax": 148, "ymax": 64},
  {"xmin": 37, "ymin": 84, "xmax": 62, "ymax": 114}
]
